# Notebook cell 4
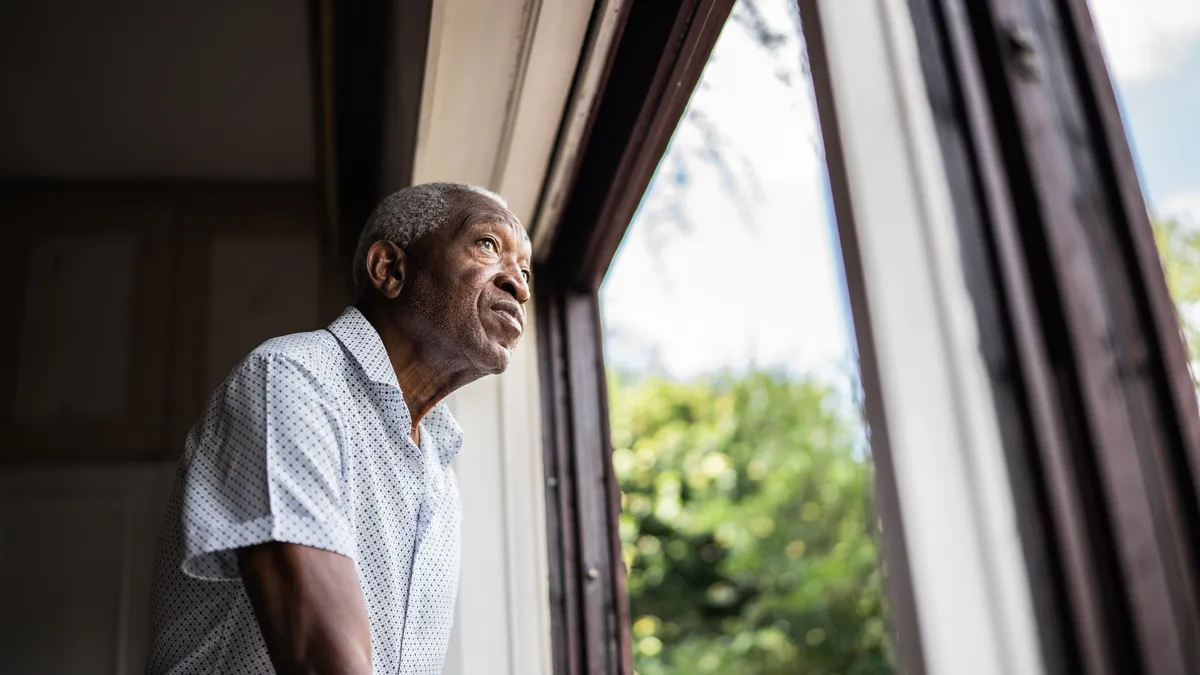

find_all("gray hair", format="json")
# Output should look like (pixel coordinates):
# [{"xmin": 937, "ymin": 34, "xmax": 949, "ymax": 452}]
[{"xmin": 351, "ymin": 182, "xmax": 509, "ymax": 293}]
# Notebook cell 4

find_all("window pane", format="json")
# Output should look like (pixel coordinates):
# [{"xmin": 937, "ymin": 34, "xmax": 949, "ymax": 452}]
[{"xmin": 599, "ymin": 1, "xmax": 894, "ymax": 673}]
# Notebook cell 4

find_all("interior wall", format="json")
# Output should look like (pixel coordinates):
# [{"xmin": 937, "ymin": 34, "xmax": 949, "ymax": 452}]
[
  {"xmin": 0, "ymin": 183, "xmax": 335, "ymax": 674},
  {"xmin": 0, "ymin": 0, "xmax": 315, "ymax": 180},
  {"xmin": 413, "ymin": 1, "xmax": 599, "ymax": 673},
  {"xmin": 414, "ymin": 0, "xmax": 597, "ymax": 224},
  {"xmin": 0, "ymin": 465, "xmax": 175, "ymax": 675},
  {"xmin": 0, "ymin": 184, "xmax": 336, "ymax": 463}
]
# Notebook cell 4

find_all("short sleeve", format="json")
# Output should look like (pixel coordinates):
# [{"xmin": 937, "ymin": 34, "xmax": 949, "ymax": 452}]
[{"xmin": 178, "ymin": 352, "xmax": 354, "ymax": 581}]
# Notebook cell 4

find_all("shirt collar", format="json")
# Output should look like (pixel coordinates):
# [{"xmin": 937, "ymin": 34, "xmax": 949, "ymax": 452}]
[
  {"xmin": 327, "ymin": 306, "xmax": 464, "ymax": 463},
  {"xmin": 327, "ymin": 306, "xmax": 399, "ymax": 389},
  {"xmin": 424, "ymin": 403, "xmax": 465, "ymax": 464}
]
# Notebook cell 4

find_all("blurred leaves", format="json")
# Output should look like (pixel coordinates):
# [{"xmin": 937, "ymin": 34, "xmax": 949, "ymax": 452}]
[
  {"xmin": 611, "ymin": 371, "xmax": 894, "ymax": 675},
  {"xmin": 1154, "ymin": 216, "xmax": 1200, "ymax": 387}
]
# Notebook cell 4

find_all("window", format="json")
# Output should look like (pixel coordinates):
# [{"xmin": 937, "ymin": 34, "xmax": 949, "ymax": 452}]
[
  {"xmin": 599, "ymin": 2, "xmax": 893, "ymax": 673},
  {"xmin": 533, "ymin": 0, "xmax": 1200, "ymax": 673}
]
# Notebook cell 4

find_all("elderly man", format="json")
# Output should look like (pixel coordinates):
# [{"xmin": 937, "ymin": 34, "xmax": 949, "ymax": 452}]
[{"xmin": 146, "ymin": 183, "xmax": 531, "ymax": 675}]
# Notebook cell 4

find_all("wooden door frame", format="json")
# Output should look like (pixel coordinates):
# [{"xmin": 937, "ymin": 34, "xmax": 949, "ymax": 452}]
[{"xmin": 310, "ymin": 0, "xmax": 434, "ymax": 262}]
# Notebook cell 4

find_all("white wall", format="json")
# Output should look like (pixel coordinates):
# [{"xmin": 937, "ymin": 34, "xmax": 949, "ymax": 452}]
[
  {"xmin": 444, "ymin": 315, "xmax": 551, "ymax": 675},
  {"xmin": 412, "ymin": 2, "xmax": 599, "ymax": 672}
]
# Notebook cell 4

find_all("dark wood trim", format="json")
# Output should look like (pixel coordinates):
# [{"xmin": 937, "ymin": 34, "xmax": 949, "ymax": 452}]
[
  {"xmin": 538, "ymin": 286, "xmax": 585, "ymax": 675},
  {"xmin": 898, "ymin": 0, "xmax": 1200, "ymax": 671},
  {"xmin": 563, "ymin": 292, "xmax": 622, "ymax": 675},
  {"xmin": 325, "ymin": 0, "xmax": 432, "ymax": 261},
  {"xmin": 536, "ymin": 281, "xmax": 637, "ymax": 675},
  {"xmin": 931, "ymin": 2, "xmax": 1137, "ymax": 670},
  {"xmin": 531, "ymin": 0, "xmax": 636, "ymax": 263},
  {"xmin": 310, "ymin": 0, "xmax": 339, "ymax": 252},
  {"xmin": 1056, "ymin": 0, "xmax": 1200, "ymax": 584},
  {"xmin": 543, "ymin": 0, "xmax": 738, "ymax": 289},
  {"xmin": 535, "ymin": 1, "xmax": 737, "ymax": 673},
  {"xmin": 898, "ymin": 0, "xmax": 1096, "ymax": 672}
]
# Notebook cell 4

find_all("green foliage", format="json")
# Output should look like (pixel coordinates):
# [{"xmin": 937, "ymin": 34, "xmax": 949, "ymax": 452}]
[
  {"xmin": 1154, "ymin": 217, "xmax": 1200, "ymax": 386},
  {"xmin": 610, "ymin": 371, "xmax": 893, "ymax": 675}
]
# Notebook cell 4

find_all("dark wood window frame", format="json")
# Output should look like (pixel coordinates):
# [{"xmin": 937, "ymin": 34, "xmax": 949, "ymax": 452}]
[
  {"xmin": 896, "ymin": 0, "xmax": 1200, "ymax": 673},
  {"xmin": 532, "ymin": 3, "xmax": 740, "ymax": 673}
]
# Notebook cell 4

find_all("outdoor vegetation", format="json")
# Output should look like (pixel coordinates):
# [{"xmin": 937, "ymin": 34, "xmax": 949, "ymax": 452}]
[
  {"xmin": 1155, "ymin": 217, "xmax": 1200, "ymax": 386},
  {"xmin": 612, "ymin": 372, "xmax": 891, "ymax": 675}
]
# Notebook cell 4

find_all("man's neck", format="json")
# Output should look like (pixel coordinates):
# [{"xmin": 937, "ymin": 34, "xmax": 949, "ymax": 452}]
[{"xmin": 356, "ymin": 300, "xmax": 478, "ymax": 430}]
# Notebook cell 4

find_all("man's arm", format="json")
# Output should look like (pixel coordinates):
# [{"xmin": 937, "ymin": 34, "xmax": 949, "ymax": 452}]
[{"xmin": 237, "ymin": 542, "xmax": 373, "ymax": 675}]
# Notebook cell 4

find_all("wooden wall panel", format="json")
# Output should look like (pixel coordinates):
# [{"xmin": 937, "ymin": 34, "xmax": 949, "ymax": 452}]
[
  {"xmin": 205, "ymin": 235, "xmax": 319, "ymax": 393},
  {"xmin": 170, "ymin": 187, "xmax": 327, "ymax": 449},
  {"xmin": 15, "ymin": 235, "xmax": 138, "ymax": 419},
  {"xmin": 0, "ymin": 188, "xmax": 174, "ymax": 462},
  {"xmin": 0, "ymin": 492, "xmax": 126, "ymax": 674},
  {"xmin": 0, "ymin": 184, "xmax": 328, "ymax": 463},
  {"xmin": 0, "ymin": 464, "xmax": 175, "ymax": 675}
]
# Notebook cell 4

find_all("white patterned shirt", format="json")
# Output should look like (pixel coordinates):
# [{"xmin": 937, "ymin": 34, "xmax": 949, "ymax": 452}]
[{"xmin": 147, "ymin": 307, "xmax": 463, "ymax": 675}]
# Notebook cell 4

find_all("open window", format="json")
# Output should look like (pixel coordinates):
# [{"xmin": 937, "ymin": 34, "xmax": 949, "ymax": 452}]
[
  {"xmin": 531, "ymin": 1, "xmax": 1200, "ymax": 674},
  {"xmin": 600, "ymin": 3, "xmax": 891, "ymax": 674}
]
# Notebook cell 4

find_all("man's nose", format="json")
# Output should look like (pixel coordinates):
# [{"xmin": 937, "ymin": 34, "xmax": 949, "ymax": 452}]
[{"xmin": 496, "ymin": 267, "xmax": 531, "ymax": 304}]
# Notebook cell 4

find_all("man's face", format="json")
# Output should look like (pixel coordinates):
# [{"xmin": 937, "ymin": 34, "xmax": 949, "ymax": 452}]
[{"xmin": 402, "ymin": 207, "xmax": 532, "ymax": 374}]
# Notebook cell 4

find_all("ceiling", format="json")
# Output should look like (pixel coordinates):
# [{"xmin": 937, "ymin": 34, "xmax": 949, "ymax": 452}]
[{"xmin": 0, "ymin": 0, "xmax": 316, "ymax": 180}]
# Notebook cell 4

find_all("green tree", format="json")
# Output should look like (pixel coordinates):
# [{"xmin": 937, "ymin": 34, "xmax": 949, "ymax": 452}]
[
  {"xmin": 611, "ymin": 372, "xmax": 892, "ymax": 675},
  {"xmin": 1154, "ymin": 217, "xmax": 1200, "ymax": 386}
]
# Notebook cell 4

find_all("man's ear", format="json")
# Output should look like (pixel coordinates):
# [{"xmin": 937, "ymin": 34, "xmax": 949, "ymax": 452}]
[{"xmin": 365, "ymin": 240, "xmax": 407, "ymax": 299}]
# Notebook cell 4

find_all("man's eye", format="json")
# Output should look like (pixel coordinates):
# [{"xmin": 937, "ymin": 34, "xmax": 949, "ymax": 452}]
[
  {"xmin": 479, "ymin": 238, "xmax": 497, "ymax": 252},
  {"xmin": 520, "ymin": 270, "xmax": 531, "ymax": 283}
]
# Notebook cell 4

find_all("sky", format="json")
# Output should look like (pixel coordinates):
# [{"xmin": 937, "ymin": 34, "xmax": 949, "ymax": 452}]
[
  {"xmin": 600, "ymin": 0, "xmax": 1200, "ymax": 382},
  {"xmin": 1090, "ymin": 0, "xmax": 1200, "ymax": 221}
]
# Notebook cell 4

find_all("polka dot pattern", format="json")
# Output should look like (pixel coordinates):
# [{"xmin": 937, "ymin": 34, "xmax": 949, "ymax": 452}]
[{"xmin": 147, "ymin": 306, "xmax": 463, "ymax": 675}]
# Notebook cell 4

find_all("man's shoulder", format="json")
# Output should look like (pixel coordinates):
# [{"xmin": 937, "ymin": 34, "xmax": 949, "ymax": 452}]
[
  {"xmin": 252, "ymin": 327, "xmax": 338, "ymax": 361},
  {"xmin": 235, "ymin": 328, "xmax": 351, "ymax": 390},
  {"xmin": 187, "ymin": 328, "xmax": 352, "ymax": 460}
]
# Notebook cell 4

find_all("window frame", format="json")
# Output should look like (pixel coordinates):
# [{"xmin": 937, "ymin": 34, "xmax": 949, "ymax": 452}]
[
  {"xmin": 900, "ymin": 0, "xmax": 1200, "ymax": 672},
  {"xmin": 531, "ymin": 2, "xmax": 741, "ymax": 674},
  {"xmin": 531, "ymin": 1, "xmax": 926, "ymax": 673}
]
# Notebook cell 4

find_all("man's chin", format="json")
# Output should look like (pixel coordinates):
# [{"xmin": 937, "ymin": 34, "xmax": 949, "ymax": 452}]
[
  {"xmin": 473, "ymin": 323, "xmax": 520, "ymax": 374},
  {"xmin": 477, "ymin": 341, "xmax": 515, "ymax": 375}
]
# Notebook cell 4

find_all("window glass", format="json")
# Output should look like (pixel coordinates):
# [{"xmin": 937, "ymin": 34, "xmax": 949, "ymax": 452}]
[{"xmin": 600, "ymin": 1, "xmax": 894, "ymax": 672}]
